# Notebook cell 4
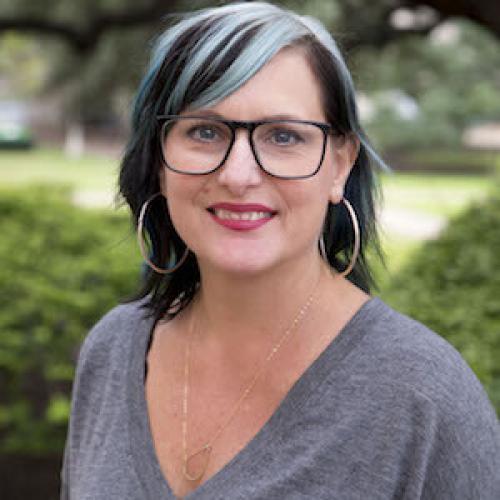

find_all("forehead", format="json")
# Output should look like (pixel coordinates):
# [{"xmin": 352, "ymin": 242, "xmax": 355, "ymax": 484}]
[{"xmin": 187, "ymin": 47, "xmax": 326, "ymax": 121}]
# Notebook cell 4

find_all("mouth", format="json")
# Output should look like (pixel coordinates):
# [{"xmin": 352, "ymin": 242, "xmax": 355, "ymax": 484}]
[
  {"xmin": 207, "ymin": 203, "xmax": 277, "ymax": 230},
  {"xmin": 208, "ymin": 208, "xmax": 274, "ymax": 221}
]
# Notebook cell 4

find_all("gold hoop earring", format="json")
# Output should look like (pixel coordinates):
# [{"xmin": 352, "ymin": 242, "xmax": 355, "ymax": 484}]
[
  {"xmin": 137, "ymin": 192, "xmax": 189, "ymax": 274},
  {"xmin": 320, "ymin": 197, "xmax": 360, "ymax": 277}
]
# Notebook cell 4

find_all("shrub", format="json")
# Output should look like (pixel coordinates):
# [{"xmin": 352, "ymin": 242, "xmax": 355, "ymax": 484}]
[
  {"xmin": 382, "ymin": 187, "xmax": 500, "ymax": 413},
  {"xmin": 0, "ymin": 187, "xmax": 140, "ymax": 454}
]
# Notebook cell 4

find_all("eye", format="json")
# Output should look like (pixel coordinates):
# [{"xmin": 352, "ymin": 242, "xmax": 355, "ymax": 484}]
[
  {"xmin": 188, "ymin": 125, "xmax": 221, "ymax": 142},
  {"xmin": 269, "ymin": 128, "xmax": 303, "ymax": 146}
]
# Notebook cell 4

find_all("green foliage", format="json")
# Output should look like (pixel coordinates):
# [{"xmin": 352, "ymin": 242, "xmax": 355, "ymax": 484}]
[
  {"xmin": 0, "ymin": 187, "xmax": 140, "ymax": 454},
  {"xmin": 3, "ymin": 0, "xmax": 500, "ymax": 138},
  {"xmin": 383, "ymin": 186, "xmax": 500, "ymax": 413},
  {"xmin": 356, "ymin": 20, "xmax": 500, "ymax": 150},
  {"xmin": 0, "ymin": 0, "xmax": 218, "ymax": 121},
  {"xmin": 0, "ymin": 33, "xmax": 48, "ymax": 98}
]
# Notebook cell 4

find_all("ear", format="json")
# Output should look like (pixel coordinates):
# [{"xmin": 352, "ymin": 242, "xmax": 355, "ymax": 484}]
[{"xmin": 328, "ymin": 134, "xmax": 359, "ymax": 205}]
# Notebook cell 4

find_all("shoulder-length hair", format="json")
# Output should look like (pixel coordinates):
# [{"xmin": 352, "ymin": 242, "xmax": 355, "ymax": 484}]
[{"xmin": 119, "ymin": 1, "xmax": 385, "ymax": 321}]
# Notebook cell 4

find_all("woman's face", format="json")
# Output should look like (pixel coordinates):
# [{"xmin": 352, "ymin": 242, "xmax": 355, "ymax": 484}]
[{"xmin": 160, "ymin": 47, "xmax": 357, "ymax": 276}]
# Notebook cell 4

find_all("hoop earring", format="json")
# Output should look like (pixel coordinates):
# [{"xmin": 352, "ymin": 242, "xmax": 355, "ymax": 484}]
[
  {"xmin": 137, "ymin": 192, "xmax": 189, "ymax": 274},
  {"xmin": 319, "ymin": 234, "xmax": 327, "ymax": 261},
  {"xmin": 320, "ymin": 197, "xmax": 360, "ymax": 278}
]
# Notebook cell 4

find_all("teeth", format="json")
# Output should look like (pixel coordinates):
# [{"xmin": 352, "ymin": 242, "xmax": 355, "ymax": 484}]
[{"xmin": 213, "ymin": 209, "xmax": 272, "ymax": 221}]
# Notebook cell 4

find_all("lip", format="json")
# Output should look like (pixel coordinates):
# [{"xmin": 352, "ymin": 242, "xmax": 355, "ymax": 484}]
[
  {"xmin": 209, "ymin": 202, "xmax": 276, "ymax": 213},
  {"xmin": 207, "ymin": 202, "xmax": 277, "ymax": 231}
]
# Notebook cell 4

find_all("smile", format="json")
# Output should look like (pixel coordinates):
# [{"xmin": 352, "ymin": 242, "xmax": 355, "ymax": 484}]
[
  {"xmin": 212, "ymin": 209, "xmax": 273, "ymax": 221},
  {"xmin": 207, "ymin": 203, "xmax": 276, "ymax": 231}
]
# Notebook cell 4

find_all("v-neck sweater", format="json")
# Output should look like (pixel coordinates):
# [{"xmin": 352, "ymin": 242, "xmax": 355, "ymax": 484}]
[{"xmin": 60, "ymin": 297, "xmax": 500, "ymax": 499}]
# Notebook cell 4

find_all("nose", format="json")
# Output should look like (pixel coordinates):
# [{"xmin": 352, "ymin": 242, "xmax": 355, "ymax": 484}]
[{"xmin": 216, "ymin": 130, "xmax": 262, "ymax": 196}]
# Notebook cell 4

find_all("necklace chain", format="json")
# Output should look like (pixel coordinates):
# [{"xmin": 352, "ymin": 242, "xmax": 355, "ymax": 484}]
[{"xmin": 181, "ymin": 276, "xmax": 320, "ymax": 482}]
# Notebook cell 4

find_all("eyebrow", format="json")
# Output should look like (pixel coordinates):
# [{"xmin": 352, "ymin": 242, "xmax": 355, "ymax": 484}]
[{"xmin": 180, "ymin": 109, "xmax": 306, "ymax": 122}]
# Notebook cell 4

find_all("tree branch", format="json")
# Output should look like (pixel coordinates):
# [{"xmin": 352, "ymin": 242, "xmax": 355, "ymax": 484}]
[
  {"xmin": 402, "ymin": 0, "xmax": 500, "ymax": 39},
  {"xmin": 0, "ymin": 0, "xmax": 498, "ymax": 54},
  {"xmin": 0, "ymin": 0, "xmax": 182, "ymax": 53},
  {"xmin": 336, "ymin": 1, "xmax": 442, "ymax": 52}
]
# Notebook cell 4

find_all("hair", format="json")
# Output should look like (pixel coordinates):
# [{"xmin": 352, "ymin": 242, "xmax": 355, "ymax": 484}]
[{"xmin": 119, "ymin": 1, "xmax": 385, "ymax": 322}]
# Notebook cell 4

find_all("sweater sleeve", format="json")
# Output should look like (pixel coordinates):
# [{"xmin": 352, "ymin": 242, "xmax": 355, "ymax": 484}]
[
  {"xmin": 346, "ymin": 303, "xmax": 500, "ymax": 499},
  {"xmin": 383, "ymin": 311, "xmax": 500, "ymax": 499},
  {"xmin": 58, "ymin": 303, "xmax": 137, "ymax": 500},
  {"xmin": 419, "ymin": 388, "xmax": 500, "ymax": 499}
]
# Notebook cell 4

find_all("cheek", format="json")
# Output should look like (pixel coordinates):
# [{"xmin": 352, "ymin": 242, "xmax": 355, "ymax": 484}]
[
  {"xmin": 280, "ymin": 180, "xmax": 330, "ymax": 227},
  {"xmin": 163, "ymin": 172, "xmax": 203, "ymax": 203},
  {"xmin": 162, "ymin": 175, "xmax": 203, "ymax": 228}
]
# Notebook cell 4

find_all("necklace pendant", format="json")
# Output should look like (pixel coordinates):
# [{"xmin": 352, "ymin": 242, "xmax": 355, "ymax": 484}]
[{"xmin": 183, "ymin": 444, "xmax": 212, "ymax": 482}]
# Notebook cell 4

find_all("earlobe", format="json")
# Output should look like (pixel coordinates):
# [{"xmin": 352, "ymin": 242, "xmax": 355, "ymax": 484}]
[{"xmin": 328, "ymin": 183, "xmax": 344, "ymax": 205}]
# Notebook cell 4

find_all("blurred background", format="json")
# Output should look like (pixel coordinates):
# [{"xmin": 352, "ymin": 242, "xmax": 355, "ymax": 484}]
[{"xmin": 0, "ymin": 0, "xmax": 499, "ymax": 498}]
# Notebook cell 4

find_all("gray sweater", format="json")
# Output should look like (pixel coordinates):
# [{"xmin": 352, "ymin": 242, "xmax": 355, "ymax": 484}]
[{"xmin": 60, "ymin": 297, "xmax": 500, "ymax": 499}]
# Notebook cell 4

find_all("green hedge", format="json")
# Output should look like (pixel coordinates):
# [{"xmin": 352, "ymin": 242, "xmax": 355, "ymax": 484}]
[
  {"xmin": 0, "ymin": 187, "xmax": 140, "ymax": 454},
  {"xmin": 2, "ymin": 183, "xmax": 499, "ymax": 455},
  {"xmin": 383, "ymin": 188, "xmax": 500, "ymax": 413}
]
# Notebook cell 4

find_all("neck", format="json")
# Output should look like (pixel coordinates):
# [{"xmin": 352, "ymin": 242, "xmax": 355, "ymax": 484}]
[{"xmin": 192, "ymin": 251, "xmax": 330, "ymax": 350}]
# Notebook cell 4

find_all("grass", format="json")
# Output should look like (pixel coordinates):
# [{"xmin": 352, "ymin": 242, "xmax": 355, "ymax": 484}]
[
  {"xmin": 378, "ymin": 171, "xmax": 497, "ymax": 278},
  {"xmin": 1, "ymin": 147, "xmax": 495, "ymax": 279},
  {"xmin": 0, "ymin": 148, "xmax": 119, "ymax": 190},
  {"xmin": 380, "ymin": 171, "xmax": 492, "ymax": 218}
]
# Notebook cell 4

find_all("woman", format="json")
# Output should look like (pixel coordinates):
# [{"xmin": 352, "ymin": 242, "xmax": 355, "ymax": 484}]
[{"xmin": 61, "ymin": 2, "xmax": 500, "ymax": 499}]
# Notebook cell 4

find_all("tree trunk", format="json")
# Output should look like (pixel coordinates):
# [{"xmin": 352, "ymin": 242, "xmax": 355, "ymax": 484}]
[{"xmin": 64, "ymin": 121, "xmax": 85, "ymax": 158}]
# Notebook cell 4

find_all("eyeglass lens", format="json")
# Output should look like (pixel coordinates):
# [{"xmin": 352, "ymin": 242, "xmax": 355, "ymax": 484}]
[{"xmin": 161, "ymin": 117, "xmax": 326, "ymax": 178}]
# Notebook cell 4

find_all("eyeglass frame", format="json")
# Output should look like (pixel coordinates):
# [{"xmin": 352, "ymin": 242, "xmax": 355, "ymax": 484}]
[{"xmin": 156, "ymin": 114, "xmax": 336, "ymax": 180}]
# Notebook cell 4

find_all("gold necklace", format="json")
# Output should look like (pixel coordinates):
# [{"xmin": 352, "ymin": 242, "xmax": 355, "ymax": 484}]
[{"xmin": 181, "ymin": 277, "xmax": 320, "ymax": 482}]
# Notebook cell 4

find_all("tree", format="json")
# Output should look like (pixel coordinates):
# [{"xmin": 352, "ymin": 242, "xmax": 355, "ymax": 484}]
[
  {"xmin": 1, "ymin": 0, "xmax": 500, "ymax": 53},
  {"xmin": 353, "ymin": 18, "xmax": 500, "ymax": 150},
  {"xmin": 0, "ymin": 0, "xmax": 185, "ymax": 55},
  {"xmin": 0, "ymin": 1, "xmax": 202, "ymax": 153},
  {"xmin": 405, "ymin": 0, "xmax": 500, "ymax": 40},
  {"xmin": 1, "ymin": 0, "xmax": 499, "ymax": 152}
]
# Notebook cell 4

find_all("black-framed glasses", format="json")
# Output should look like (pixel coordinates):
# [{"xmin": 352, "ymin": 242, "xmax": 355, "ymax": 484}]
[{"xmin": 157, "ymin": 115, "xmax": 333, "ymax": 179}]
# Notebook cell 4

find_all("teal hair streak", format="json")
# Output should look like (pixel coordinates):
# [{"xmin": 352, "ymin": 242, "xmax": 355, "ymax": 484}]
[
  {"xmin": 175, "ymin": 18, "xmax": 309, "ymax": 112},
  {"xmin": 133, "ymin": 3, "xmax": 304, "ymax": 122},
  {"xmin": 132, "ymin": 1, "xmax": 387, "ymax": 170},
  {"xmin": 120, "ymin": 2, "xmax": 386, "ymax": 318},
  {"xmin": 164, "ymin": 19, "xmax": 264, "ymax": 113}
]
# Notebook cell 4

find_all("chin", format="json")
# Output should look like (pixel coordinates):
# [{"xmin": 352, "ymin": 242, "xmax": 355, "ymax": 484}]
[{"xmin": 198, "ymin": 249, "xmax": 281, "ymax": 277}]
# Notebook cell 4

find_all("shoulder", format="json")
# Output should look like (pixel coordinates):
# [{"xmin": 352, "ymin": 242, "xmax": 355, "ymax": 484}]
[
  {"xmin": 78, "ymin": 300, "xmax": 153, "ymax": 360},
  {"xmin": 346, "ymin": 298, "xmax": 500, "ymax": 494},
  {"xmin": 356, "ymin": 298, "xmax": 488, "ymax": 405},
  {"xmin": 73, "ymin": 299, "xmax": 155, "ymax": 389},
  {"xmin": 63, "ymin": 300, "xmax": 157, "ymax": 490},
  {"xmin": 67, "ymin": 299, "xmax": 156, "ymax": 431},
  {"xmin": 317, "ymin": 297, "xmax": 500, "ymax": 496},
  {"xmin": 352, "ymin": 297, "xmax": 495, "ymax": 415}
]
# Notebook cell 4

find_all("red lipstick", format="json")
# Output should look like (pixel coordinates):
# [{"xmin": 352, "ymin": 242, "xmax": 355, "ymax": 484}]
[{"xmin": 208, "ymin": 203, "xmax": 276, "ymax": 231}]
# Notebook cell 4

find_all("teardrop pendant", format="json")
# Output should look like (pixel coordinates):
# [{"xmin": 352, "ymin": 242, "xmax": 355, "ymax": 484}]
[{"xmin": 183, "ymin": 443, "xmax": 212, "ymax": 482}]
